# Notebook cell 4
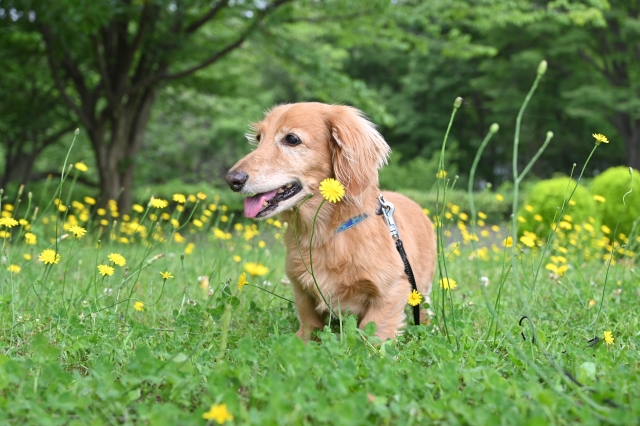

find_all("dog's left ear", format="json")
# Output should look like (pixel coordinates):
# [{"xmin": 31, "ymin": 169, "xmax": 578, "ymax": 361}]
[{"xmin": 327, "ymin": 105, "xmax": 391, "ymax": 198}]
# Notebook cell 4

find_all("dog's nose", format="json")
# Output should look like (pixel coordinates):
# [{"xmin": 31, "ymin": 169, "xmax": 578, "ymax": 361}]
[{"xmin": 225, "ymin": 170, "xmax": 249, "ymax": 192}]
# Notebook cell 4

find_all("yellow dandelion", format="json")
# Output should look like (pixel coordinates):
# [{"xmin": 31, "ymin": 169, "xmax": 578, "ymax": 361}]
[
  {"xmin": 588, "ymin": 299, "xmax": 596, "ymax": 309},
  {"xmin": 132, "ymin": 204, "xmax": 144, "ymax": 213},
  {"xmin": 238, "ymin": 272, "xmax": 248, "ymax": 291},
  {"xmin": 244, "ymin": 262, "xmax": 269, "ymax": 277},
  {"xmin": 601, "ymin": 225, "xmax": 611, "ymax": 235},
  {"xmin": 258, "ymin": 241, "xmax": 266, "ymax": 248},
  {"xmin": 84, "ymin": 196, "xmax": 97, "ymax": 205},
  {"xmin": 202, "ymin": 403, "xmax": 233, "ymax": 424},
  {"xmin": 0, "ymin": 217, "xmax": 19, "ymax": 227},
  {"xmin": 97, "ymin": 264, "xmax": 114, "ymax": 276},
  {"xmin": 173, "ymin": 193, "xmax": 186, "ymax": 204},
  {"xmin": 74, "ymin": 162, "xmax": 88, "ymax": 172},
  {"xmin": 150, "ymin": 198, "xmax": 168, "ymax": 209},
  {"xmin": 7, "ymin": 264, "xmax": 21, "ymax": 273},
  {"xmin": 593, "ymin": 194, "xmax": 605, "ymax": 203},
  {"xmin": 134, "ymin": 301, "xmax": 144, "ymax": 312},
  {"xmin": 319, "ymin": 178, "xmax": 345, "ymax": 203},
  {"xmin": 160, "ymin": 271, "xmax": 174, "ymax": 280},
  {"xmin": 108, "ymin": 253, "xmax": 126, "ymax": 266},
  {"xmin": 25, "ymin": 232, "xmax": 37, "ymax": 245},
  {"xmin": 24, "ymin": 253, "xmax": 32, "ymax": 261},
  {"xmin": 233, "ymin": 255, "xmax": 241, "ymax": 263},
  {"xmin": 439, "ymin": 277, "xmax": 457, "ymax": 290},
  {"xmin": 185, "ymin": 242, "xmax": 195, "ymax": 254},
  {"xmin": 408, "ymin": 289, "xmax": 422, "ymax": 306},
  {"xmin": 534, "ymin": 214, "xmax": 543, "ymax": 222},
  {"xmin": 197, "ymin": 192, "xmax": 207, "ymax": 200},
  {"xmin": 39, "ymin": 249, "xmax": 60, "ymax": 265},
  {"xmin": 592, "ymin": 133, "xmax": 609, "ymax": 145},
  {"xmin": 188, "ymin": 194, "xmax": 197, "ymax": 203},
  {"xmin": 503, "ymin": 236, "xmax": 513, "ymax": 248},
  {"xmin": 495, "ymin": 194, "xmax": 504, "ymax": 202},
  {"xmin": 68, "ymin": 225, "xmax": 87, "ymax": 239},
  {"xmin": 603, "ymin": 330, "xmax": 614, "ymax": 345},
  {"xmin": 436, "ymin": 170, "xmax": 447, "ymax": 179}
]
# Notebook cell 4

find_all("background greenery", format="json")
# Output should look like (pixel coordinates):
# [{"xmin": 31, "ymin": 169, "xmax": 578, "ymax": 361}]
[{"xmin": 0, "ymin": 0, "xmax": 637, "ymax": 207}]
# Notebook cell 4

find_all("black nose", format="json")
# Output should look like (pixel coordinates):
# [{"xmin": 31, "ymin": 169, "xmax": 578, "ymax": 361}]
[{"xmin": 225, "ymin": 170, "xmax": 249, "ymax": 192}]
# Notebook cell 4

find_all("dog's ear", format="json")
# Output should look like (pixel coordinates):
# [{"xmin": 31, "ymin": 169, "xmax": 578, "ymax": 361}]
[{"xmin": 327, "ymin": 105, "xmax": 391, "ymax": 198}]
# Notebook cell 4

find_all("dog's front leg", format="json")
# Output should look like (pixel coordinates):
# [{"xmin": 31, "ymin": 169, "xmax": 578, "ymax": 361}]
[
  {"xmin": 358, "ymin": 278, "xmax": 409, "ymax": 341},
  {"xmin": 291, "ymin": 281, "xmax": 325, "ymax": 341}
]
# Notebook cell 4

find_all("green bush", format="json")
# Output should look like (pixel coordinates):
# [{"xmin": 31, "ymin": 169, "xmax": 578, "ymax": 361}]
[
  {"xmin": 517, "ymin": 177, "xmax": 599, "ymax": 236},
  {"xmin": 590, "ymin": 166, "xmax": 640, "ymax": 237}
]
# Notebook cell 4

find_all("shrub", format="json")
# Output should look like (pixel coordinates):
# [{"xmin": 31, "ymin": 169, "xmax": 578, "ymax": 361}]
[
  {"xmin": 590, "ymin": 166, "xmax": 640, "ymax": 237},
  {"xmin": 517, "ymin": 177, "xmax": 599, "ymax": 236}
]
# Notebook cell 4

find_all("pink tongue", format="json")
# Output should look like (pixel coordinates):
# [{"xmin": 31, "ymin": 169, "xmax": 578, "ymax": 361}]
[{"xmin": 244, "ymin": 190, "xmax": 278, "ymax": 218}]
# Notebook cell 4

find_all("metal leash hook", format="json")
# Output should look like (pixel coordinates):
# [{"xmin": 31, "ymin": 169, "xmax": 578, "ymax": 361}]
[{"xmin": 378, "ymin": 195, "xmax": 399, "ymax": 239}]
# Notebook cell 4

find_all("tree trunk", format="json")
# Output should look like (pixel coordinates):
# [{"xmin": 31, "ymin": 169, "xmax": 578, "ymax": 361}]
[
  {"xmin": 92, "ymin": 87, "xmax": 157, "ymax": 212},
  {"xmin": 1, "ymin": 144, "xmax": 38, "ymax": 189},
  {"xmin": 612, "ymin": 112, "xmax": 640, "ymax": 170}
]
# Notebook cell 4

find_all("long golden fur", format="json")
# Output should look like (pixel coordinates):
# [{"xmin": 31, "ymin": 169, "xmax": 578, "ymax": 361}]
[{"xmin": 226, "ymin": 102, "xmax": 436, "ymax": 340}]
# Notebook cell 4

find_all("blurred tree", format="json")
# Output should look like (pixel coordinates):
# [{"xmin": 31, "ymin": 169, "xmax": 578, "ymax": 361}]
[
  {"xmin": 0, "ymin": 23, "xmax": 75, "ymax": 188},
  {"xmin": 7, "ymin": 0, "xmax": 294, "ymax": 209}
]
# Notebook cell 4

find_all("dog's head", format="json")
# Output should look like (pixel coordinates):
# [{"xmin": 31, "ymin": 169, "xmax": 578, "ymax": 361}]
[{"xmin": 225, "ymin": 102, "xmax": 390, "ymax": 219}]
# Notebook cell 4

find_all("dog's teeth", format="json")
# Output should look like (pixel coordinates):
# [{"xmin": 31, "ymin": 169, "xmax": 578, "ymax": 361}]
[
  {"xmin": 263, "ymin": 200, "xmax": 268, "ymax": 207},
  {"xmin": 278, "ymin": 188, "xmax": 284, "ymax": 194},
  {"xmin": 286, "ymin": 184, "xmax": 292, "ymax": 188}
]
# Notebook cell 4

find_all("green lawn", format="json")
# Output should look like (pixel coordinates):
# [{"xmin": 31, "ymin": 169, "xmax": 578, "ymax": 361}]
[{"xmin": 0, "ymin": 190, "xmax": 638, "ymax": 426}]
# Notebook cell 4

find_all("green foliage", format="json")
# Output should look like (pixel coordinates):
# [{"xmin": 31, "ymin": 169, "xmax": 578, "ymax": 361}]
[
  {"xmin": 590, "ymin": 166, "xmax": 640, "ymax": 236},
  {"xmin": 518, "ymin": 176, "xmax": 598, "ymax": 235},
  {"xmin": 379, "ymin": 151, "xmax": 442, "ymax": 192}
]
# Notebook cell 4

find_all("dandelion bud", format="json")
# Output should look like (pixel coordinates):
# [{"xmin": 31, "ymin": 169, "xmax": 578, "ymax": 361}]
[
  {"xmin": 75, "ymin": 128, "xmax": 80, "ymax": 135},
  {"xmin": 490, "ymin": 123, "xmax": 499, "ymax": 134},
  {"xmin": 0, "ymin": 189, "xmax": 3, "ymax": 195},
  {"xmin": 18, "ymin": 184, "xmax": 24, "ymax": 197},
  {"xmin": 454, "ymin": 97, "xmax": 463, "ymax": 109},
  {"xmin": 486, "ymin": 182, "xmax": 492, "ymax": 189},
  {"xmin": 573, "ymin": 163, "xmax": 577, "ymax": 168},
  {"xmin": 181, "ymin": 253, "xmax": 185, "ymax": 261},
  {"xmin": 629, "ymin": 167, "xmax": 633, "ymax": 175},
  {"xmin": 537, "ymin": 60, "xmax": 547, "ymax": 76},
  {"xmin": 546, "ymin": 131, "xmax": 553, "ymax": 140},
  {"xmin": 28, "ymin": 192, "xmax": 32, "ymax": 200}
]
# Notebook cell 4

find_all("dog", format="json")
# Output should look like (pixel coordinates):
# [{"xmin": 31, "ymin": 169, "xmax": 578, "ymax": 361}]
[{"xmin": 225, "ymin": 102, "xmax": 436, "ymax": 340}]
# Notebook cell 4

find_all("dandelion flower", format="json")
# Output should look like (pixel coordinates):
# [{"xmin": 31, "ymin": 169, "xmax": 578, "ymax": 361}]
[
  {"xmin": 495, "ymin": 194, "xmax": 504, "ymax": 202},
  {"xmin": 244, "ymin": 262, "xmax": 269, "ymax": 277},
  {"xmin": 238, "ymin": 272, "xmax": 248, "ymax": 291},
  {"xmin": 7, "ymin": 264, "xmax": 21, "ymax": 273},
  {"xmin": 439, "ymin": 278, "xmax": 457, "ymax": 290},
  {"xmin": 84, "ymin": 196, "xmax": 97, "ymax": 205},
  {"xmin": 25, "ymin": 232, "xmax": 37, "ymax": 245},
  {"xmin": 108, "ymin": 253, "xmax": 126, "ymax": 266},
  {"xmin": 601, "ymin": 225, "xmax": 611, "ymax": 234},
  {"xmin": 592, "ymin": 133, "xmax": 609, "ymax": 145},
  {"xmin": 74, "ymin": 162, "xmax": 88, "ymax": 172},
  {"xmin": 98, "ymin": 264, "xmax": 115, "ymax": 276},
  {"xmin": 24, "ymin": 253, "xmax": 32, "ymax": 261},
  {"xmin": 603, "ymin": 330, "xmax": 614, "ymax": 345},
  {"xmin": 173, "ymin": 193, "xmax": 186, "ymax": 204},
  {"xmin": 160, "ymin": 271, "xmax": 174, "ymax": 280},
  {"xmin": 503, "ymin": 236, "xmax": 513, "ymax": 248},
  {"xmin": 588, "ymin": 299, "xmax": 596, "ymax": 309},
  {"xmin": 233, "ymin": 255, "xmax": 241, "ymax": 263},
  {"xmin": 202, "ymin": 403, "xmax": 233, "ymax": 424},
  {"xmin": 408, "ymin": 289, "xmax": 422, "ymax": 306},
  {"xmin": 150, "ymin": 197, "xmax": 168, "ymax": 209},
  {"xmin": 69, "ymin": 225, "xmax": 87, "ymax": 239},
  {"xmin": 534, "ymin": 214, "xmax": 543, "ymax": 222},
  {"xmin": 593, "ymin": 194, "xmax": 606, "ymax": 203},
  {"xmin": 0, "ymin": 217, "xmax": 19, "ymax": 227},
  {"xmin": 319, "ymin": 178, "xmax": 345, "ymax": 203},
  {"xmin": 132, "ymin": 204, "xmax": 144, "ymax": 213},
  {"xmin": 134, "ymin": 301, "xmax": 144, "ymax": 312},
  {"xmin": 197, "ymin": 192, "xmax": 207, "ymax": 200},
  {"xmin": 39, "ymin": 249, "xmax": 60, "ymax": 265}
]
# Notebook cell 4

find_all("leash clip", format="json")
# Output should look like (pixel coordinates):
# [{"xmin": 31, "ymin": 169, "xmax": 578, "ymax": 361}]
[{"xmin": 378, "ymin": 195, "xmax": 399, "ymax": 240}]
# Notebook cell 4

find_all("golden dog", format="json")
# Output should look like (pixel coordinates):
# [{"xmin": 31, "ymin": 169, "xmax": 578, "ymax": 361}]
[{"xmin": 226, "ymin": 103, "xmax": 436, "ymax": 340}]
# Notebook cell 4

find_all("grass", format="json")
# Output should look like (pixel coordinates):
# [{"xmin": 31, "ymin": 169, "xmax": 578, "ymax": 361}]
[{"xmin": 1, "ymin": 60, "xmax": 639, "ymax": 425}]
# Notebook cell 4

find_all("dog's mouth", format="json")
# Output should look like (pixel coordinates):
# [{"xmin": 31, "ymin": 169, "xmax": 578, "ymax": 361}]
[{"xmin": 244, "ymin": 182, "xmax": 302, "ymax": 218}]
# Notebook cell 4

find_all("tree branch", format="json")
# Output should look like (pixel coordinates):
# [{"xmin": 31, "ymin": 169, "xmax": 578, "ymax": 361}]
[
  {"xmin": 126, "ymin": 0, "xmax": 292, "ymax": 93},
  {"xmin": 39, "ymin": 25, "xmax": 93, "ymax": 131},
  {"xmin": 184, "ymin": 0, "xmax": 229, "ymax": 34}
]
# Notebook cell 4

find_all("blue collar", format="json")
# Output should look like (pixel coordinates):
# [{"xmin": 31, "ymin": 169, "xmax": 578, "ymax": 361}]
[{"xmin": 335, "ymin": 213, "xmax": 369, "ymax": 234}]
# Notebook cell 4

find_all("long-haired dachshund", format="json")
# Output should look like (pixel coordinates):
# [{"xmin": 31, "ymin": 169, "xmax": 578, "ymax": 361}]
[{"xmin": 226, "ymin": 102, "xmax": 436, "ymax": 340}]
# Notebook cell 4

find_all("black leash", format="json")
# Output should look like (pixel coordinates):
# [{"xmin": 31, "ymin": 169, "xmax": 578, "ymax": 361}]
[{"xmin": 377, "ymin": 195, "xmax": 420, "ymax": 325}]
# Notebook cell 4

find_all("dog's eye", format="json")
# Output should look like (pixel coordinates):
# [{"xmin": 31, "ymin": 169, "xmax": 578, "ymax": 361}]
[
  {"xmin": 284, "ymin": 134, "xmax": 301, "ymax": 146},
  {"xmin": 256, "ymin": 134, "xmax": 261, "ymax": 142}
]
